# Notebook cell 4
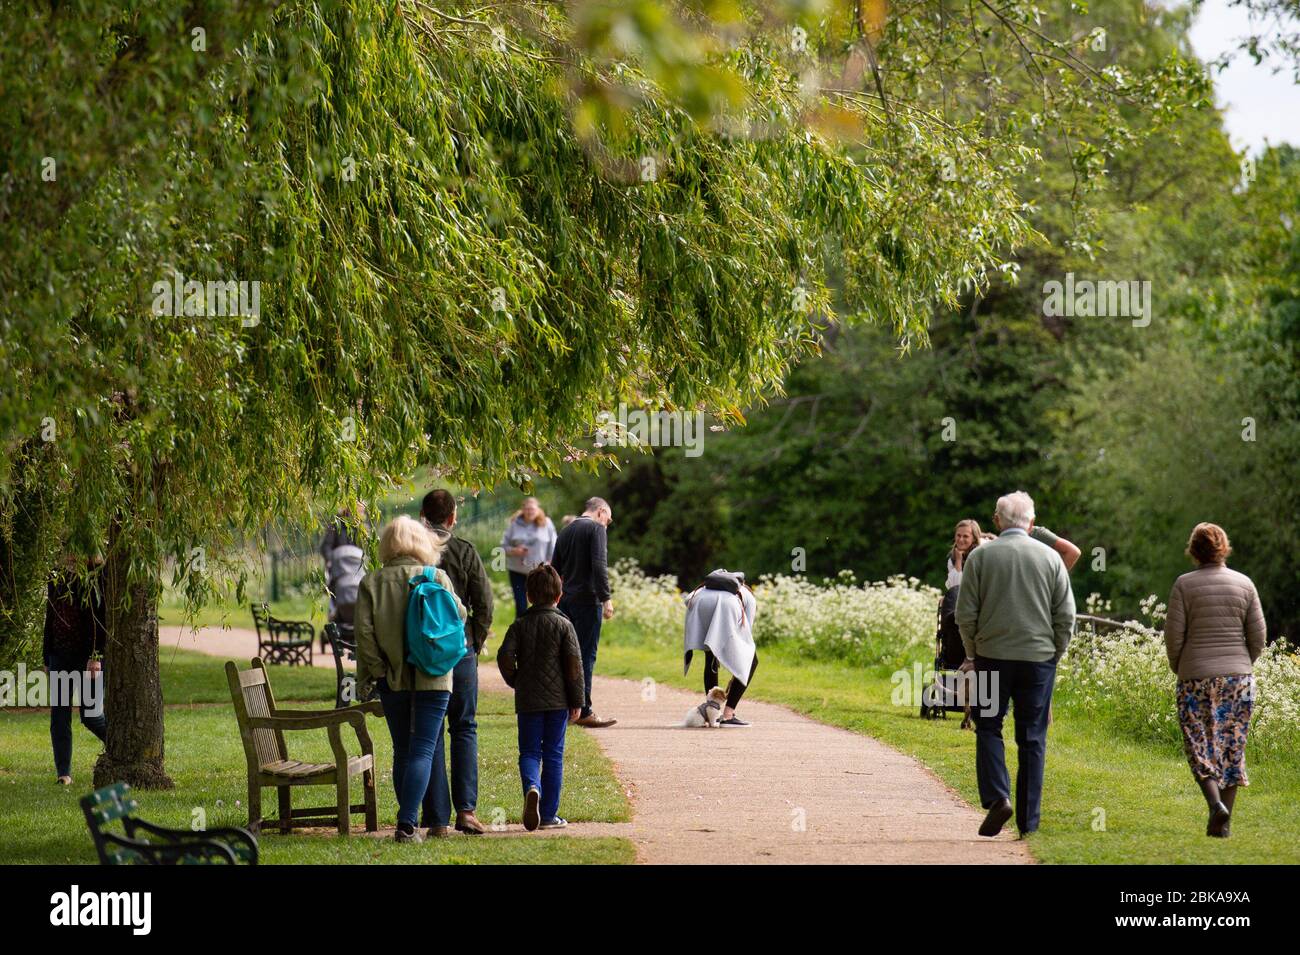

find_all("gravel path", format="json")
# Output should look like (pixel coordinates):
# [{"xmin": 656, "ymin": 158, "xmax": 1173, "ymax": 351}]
[{"xmin": 166, "ymin": 624, "xmax": 1031, "ymax": 864}]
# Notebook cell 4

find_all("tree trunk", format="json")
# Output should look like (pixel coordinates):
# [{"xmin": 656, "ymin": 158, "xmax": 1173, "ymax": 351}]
[{"xmin": 93, "ymin": 520, "xmax": 172, "ymax": 790}]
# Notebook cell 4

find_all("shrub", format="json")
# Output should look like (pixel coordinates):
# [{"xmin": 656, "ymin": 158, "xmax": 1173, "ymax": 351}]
[{"xmin": 609, "ymin": 560, "xmax": 939, "ymax": 668}]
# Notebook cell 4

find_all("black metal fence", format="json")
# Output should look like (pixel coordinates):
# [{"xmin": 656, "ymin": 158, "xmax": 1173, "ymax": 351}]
[{"xmin": 265, "ymin": 496, "xmax": 515, "ymax": 601}]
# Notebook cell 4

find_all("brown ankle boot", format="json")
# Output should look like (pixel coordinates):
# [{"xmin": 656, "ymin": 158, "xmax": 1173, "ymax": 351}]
[{"xmin": 455, "ymin": 810, "xmax": 486, "ymax": 835}]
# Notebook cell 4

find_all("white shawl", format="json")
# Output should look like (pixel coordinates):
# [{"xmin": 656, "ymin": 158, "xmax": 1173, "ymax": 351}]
[{"xmin": 683, "ymin": 573, "xmax": 757, "ymax": 685}]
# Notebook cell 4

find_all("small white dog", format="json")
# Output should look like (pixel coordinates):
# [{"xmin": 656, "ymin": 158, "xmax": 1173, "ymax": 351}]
[{"xmin": 682, "ymin": 687, "xmax": 728, "ymax": 727}]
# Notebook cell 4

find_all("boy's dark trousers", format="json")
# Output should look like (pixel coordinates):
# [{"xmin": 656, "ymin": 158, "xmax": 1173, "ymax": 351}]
[{"xmin": 517, "ymin": 709, "xmax": 569, "ymax": 822}]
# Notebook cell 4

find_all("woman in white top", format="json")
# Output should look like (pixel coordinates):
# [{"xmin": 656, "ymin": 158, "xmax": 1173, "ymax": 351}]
[
  {"xmin": 946, "ymin": 519, "xmax": 983, "ymax": 589},
  {"xmin": 501, "ymin": 497, "xmax": 557, "ymax": 618}
]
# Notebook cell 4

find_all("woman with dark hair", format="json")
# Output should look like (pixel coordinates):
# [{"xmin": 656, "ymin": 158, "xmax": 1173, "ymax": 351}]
[
  {"xmin": 1164, "ymin": 522, "xmax": 1267, "ymax": 838},
  {"xmin": 500, "ymin": 496, "xmax": 557, "ymax": 619},
  {"xmin": 496, "ymin": 564, "xmax": 585, "ymax": 831}
]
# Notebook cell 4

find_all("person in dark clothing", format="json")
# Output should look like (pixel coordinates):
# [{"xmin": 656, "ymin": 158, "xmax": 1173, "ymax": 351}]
[
  {"xmin": 496, "ymin": 564, "xmax": 585, "ymax": 831},
  {"xmin": 42, "ymin": 556, "xmax": 109, "ymax": 785},
  {"xmin": 703, "ymin": 650, "xmax": 759, "ymax": 713},
  {"xmin": 318, "ymin": 504, "xmax": 367, "ymax": 557},
  {"xmin": 550, "ymin": 496, "xmax": 616, "ymax": 727},
  {"xmin": 420, "ymin": 489, "xmax": 495, "ymax": 836}
]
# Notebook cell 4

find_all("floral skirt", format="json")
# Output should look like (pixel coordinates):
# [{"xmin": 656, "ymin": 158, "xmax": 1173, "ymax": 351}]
[{"xmin": 1176, "ymin": 675, "xmax": 1254, "ymax": 787}]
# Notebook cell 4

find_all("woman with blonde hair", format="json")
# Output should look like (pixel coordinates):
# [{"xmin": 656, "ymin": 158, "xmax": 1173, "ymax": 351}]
[
  {"xmin": 355, "ymin": 515, "xmax": 466, "ymax": 842},
  {"xmin": 1164, "ymin": 522, "xmax": 1267, "ymax": 838},
  {"xmin": 501, "ymin": 496, "xmax": 557, "ymax": 619}
]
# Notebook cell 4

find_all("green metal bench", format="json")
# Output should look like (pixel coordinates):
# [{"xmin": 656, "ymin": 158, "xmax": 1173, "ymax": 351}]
[
  {"xmin": 251, "ymin": 602, "xmax": 314, "ymax": 667},
  {"xmin": 82, "ymin": 783, "xmax": 258, "ymax": 865}
]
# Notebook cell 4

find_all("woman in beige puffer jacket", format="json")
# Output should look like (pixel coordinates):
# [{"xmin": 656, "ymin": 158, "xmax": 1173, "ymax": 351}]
[{"xmin": 1164, "ymin": 522, "xmax": 1267, "ymax": 838}]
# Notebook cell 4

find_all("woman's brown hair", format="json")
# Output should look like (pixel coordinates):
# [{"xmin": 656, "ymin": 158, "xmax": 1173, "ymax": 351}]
[{"xmin": 1186, "ymin": 522, "xmax": 1232, "ymax": 566}]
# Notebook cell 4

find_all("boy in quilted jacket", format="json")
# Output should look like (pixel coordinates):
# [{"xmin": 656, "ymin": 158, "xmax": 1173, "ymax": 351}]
[{"xmin": 496, "ymin": 564, "xmax": 585, "ymax": 831}]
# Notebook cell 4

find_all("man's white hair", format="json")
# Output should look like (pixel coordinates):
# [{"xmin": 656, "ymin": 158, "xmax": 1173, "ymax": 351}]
[{"xmin": 995, "ymin": 491, "xmax": 1036, "ymax": 529}]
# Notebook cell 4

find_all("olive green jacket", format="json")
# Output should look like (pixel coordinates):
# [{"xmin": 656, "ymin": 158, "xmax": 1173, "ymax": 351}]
[{"xmin": 355, "ymin": 555, "xmax": 465, "ymax": 694}]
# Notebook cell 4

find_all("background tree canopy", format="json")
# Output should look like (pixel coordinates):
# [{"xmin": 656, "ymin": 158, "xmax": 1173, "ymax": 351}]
[{"xmin": 543, "ymin": 5, "xmax": 1300, "ymax": 640}]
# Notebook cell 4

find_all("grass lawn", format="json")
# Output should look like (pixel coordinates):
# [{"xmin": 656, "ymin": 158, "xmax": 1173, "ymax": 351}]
[
  {"xmin": 159, "ymin": 593, "xmax": 328, "ymax": 631},
  {"xmin": 595, "ymin": 621, "xmax": 1300, "ymax": 864},
  {"xmin": 0, "ymin": 648, "xmax": 632, "ymax": 865}
]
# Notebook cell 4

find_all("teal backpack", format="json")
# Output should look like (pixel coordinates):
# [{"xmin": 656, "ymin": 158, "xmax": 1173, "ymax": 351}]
[{"xmin": 404, "ymin": 567, "xmax": 467, "ymax": 677}]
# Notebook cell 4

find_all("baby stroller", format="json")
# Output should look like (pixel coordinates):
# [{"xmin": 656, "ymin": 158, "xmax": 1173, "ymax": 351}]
[
  {"xmin": 920, "ymin": 586, "xmax": 974, "ymax": 727},
  {"xmin": 320, "ymin": 543, "xmax": 364, "ymax": 652}
]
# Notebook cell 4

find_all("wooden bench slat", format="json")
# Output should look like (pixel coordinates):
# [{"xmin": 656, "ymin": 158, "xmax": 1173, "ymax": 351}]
[{"xmin": 238, "ymin": 668, "xmax": 268, "ymax": 687}]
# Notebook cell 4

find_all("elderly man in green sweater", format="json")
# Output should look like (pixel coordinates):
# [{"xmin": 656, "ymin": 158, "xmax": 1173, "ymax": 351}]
[{"xmin": 956, "ymin": 490, "xmax": 1076, "ymax": 838}]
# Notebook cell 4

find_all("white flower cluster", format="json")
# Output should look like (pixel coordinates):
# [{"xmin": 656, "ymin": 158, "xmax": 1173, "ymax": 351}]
[
  {"xmin": 608, "ymin": 560, "xmax": 940, "ymax": 666},
  {"xmin": 607, "ymin": 560, "xmax": 689, "ymax": 639},
  {"xmin": 1249, "ymin": 639, "xmax": 1300, "ymax": 753},
  {"xmin": 1059, "ymin": 617, "xmax": 1183, "ymax": 744},
  {"xmin": 751, "ymin": 570, "xmax": 940, "ymax": 665},
  {"xmin": 1060, "ymin": 604, "xmax": 1299, "ymax": 754}
]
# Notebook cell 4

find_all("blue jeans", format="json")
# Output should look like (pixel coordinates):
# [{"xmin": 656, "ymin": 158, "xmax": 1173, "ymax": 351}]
[
  {"xmin": 558, "ymin": 595, "xmax": 602, "ymax": 718},
  {"xmin": 377, "ymin": 682, "xmax": 451, "ymax": 828},
  {"xmin": 517, "ymin": 709, "xmax": 569, "ymax": 822},
  {"xmin": 508, "ymin": 571, "xmax": 529, "ymax": 620},
  {"xmin": 428, "ymin": 652, "xmax": 479, "ymax": 826},
  {"xmin": 44, "ymin": 650, "xmax": 107, "ymax": 778},
  {"xmin": 974, "ymin": 657, "xmax": 1057, "ymax": 834}
]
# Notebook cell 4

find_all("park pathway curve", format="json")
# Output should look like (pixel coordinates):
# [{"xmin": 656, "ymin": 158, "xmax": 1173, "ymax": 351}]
[
  {"xmin": 479, "ymin": 666, "xmax": 1031, "ymax": 865},
  {"xmin": 166, "ymin": 624, "xmax": 1031, "ymax": 864}
]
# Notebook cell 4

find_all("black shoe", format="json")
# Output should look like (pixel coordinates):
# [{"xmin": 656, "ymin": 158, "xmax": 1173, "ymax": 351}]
[
  {"xmin": 979, "ymin": 799, "xmax": 1014, "ymax": 837},
  {"xmin": 523, "ymin": 787, "xmax": 541, "ymax": 832},
  {"xmin": 719, "ymin": 717, "xmax": 750, "ymax": 726},
  {"xmin": 394, "ymin": 823, "xmax": 423, "ymax": 844},
  {"xmin": 1207, "ymin": 802, "xmax": 1231, "ymax": 838}
]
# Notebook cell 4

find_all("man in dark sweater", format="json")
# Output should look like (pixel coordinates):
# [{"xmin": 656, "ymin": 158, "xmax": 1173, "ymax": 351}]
[
  {"xmin": 420, "ymin": 490, "xmax": 495, "ymax": 835},
  {"xmin": 550, "ymin": 496, "xmax": 616, "ymax": 727}
]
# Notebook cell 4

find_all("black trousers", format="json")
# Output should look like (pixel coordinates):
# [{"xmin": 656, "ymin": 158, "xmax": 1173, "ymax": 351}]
[
  {"xmin": 974, "ymin": 656, "xmax": 1056, "ymax": 834},
  {"xmin": 703, "ymin": 649, "xmax": 758, "ymax": 710}
]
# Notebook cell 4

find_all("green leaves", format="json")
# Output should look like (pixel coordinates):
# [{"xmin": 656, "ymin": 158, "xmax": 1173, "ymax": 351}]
[{"xmin": 0, "ymin": 0, "xmax": 1212, "ymax": 630}]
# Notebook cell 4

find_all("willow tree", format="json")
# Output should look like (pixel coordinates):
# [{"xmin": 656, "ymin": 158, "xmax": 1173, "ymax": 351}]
[{"xmin": 0, "ymin": 0, "xmax": 1205, "ymax": 786}]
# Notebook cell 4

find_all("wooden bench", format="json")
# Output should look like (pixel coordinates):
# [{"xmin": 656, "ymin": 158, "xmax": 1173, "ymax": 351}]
[
  {"xmin": 226, "ymin": 657, "xmax": 381, "ymax": 835},
  {"xmin": 82, "ymin": 782, "xmax": 258, "ymax": 865},
  {"xmin": 250, "ymin": 602, "xmax": 314, "ymax": 667}
]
